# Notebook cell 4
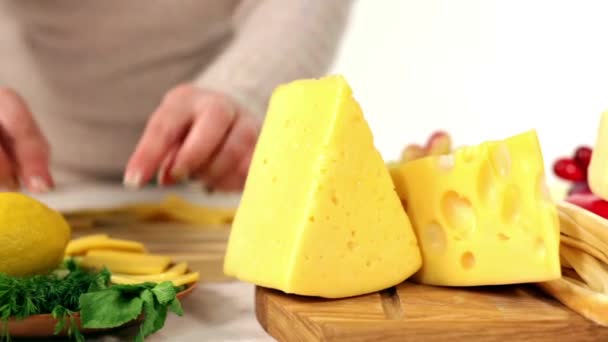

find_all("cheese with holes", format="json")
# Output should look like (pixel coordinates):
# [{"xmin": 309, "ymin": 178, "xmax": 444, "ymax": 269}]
[
  {"xmin": 223, "ymin": 75, "xmax": 422, "ymax": 298},
  {"xmin": 589, "ymin": 111, "xmax": 608, "ymax": 200},
  {"xmin": 391, "ymin": 130, "xmax": 561, "ymax": 286}
]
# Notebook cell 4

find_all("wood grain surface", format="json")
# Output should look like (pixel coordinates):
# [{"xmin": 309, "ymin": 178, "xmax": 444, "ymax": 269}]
[
  {"xmin": 72, "ymin": 222, "xmax": 232, "ymax": 282},
  {"xmin": 256, "ymin": 281, "xmax": 608, "ymax": 341}
]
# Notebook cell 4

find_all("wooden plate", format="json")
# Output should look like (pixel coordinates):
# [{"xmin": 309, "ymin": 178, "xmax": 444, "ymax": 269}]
[{"xmin": 5, "ymin": 281, "xmax": 198, "ymax": 338}]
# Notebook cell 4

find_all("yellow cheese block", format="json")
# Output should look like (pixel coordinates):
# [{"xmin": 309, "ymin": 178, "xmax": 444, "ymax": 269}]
[
  {"xmin": 589, "ymin": 111, "xmax": 608, "ymax": 200},
  {"xmin": 391, "ymin": 130, "xmax": 561, "ymax": 286},
  {"xmin": 65, "ymin": 234, "xmax": 146, "ymax": 256},
  {"xmin": 223, "ymin": 75, "xmax": 422, "ymax": 298},
  {"xmin": 81, "ymin": 250, "xmax": 171, "ymax": 275}
]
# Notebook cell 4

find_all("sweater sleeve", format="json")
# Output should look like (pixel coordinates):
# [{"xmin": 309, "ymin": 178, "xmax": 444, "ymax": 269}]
[{"xmin": 194, "ymin": 0, "xmax": 353, "ymax": 118}]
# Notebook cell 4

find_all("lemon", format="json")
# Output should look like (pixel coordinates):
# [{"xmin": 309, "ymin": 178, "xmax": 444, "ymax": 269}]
[{"xmin": 0, "ymin": 193, "xmax": 71, "ymax": 276}]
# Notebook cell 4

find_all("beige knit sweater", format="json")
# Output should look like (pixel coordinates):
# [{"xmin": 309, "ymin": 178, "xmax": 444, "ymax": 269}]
[{"xmin": 0, "ymin": 0, "xmax": 352, "ymax": 184}]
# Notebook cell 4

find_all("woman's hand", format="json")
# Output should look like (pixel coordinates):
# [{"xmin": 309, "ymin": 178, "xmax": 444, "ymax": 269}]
[
  {"xmin": 0, "ymin": 88, "xmax": 53, "ymax": 192},
  {"xmin": 125, "ymin": 84, "xmax": 261, "ymax": 192}
]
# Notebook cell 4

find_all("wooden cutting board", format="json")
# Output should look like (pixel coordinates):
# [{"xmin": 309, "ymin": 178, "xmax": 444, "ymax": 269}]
[
  {"xmin": 256, "ymin": 281, "xmax": 608, "ymax": 341},
  {"xmin": 72, "ymin": 222, "xmax": 232, "ymax": 282}
]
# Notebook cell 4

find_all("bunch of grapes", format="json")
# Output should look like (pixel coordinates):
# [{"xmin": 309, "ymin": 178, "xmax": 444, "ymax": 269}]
[
  {"xmin": 553, "ymin": 146, "xmax": 593, "ymax": 196},
  {"xmin": 553, "ymin": 146, "xmax": 608, "ymax": 219}
]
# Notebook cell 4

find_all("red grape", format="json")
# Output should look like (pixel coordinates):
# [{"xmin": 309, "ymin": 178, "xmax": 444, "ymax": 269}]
[
  {"xmin": 553, "ymin": 158, "xmax": 586, "ymax": 181},
  {"xmin": 566, "ymin": 193, "xmax": 608, "ymax": 219},
  {"xmin": 574, "ymin": 146, "xmax": 593, "ymax": 170}
]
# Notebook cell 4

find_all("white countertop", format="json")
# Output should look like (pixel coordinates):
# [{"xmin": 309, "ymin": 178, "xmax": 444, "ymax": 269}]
[{"xmin": 30, "ymin": 184, "xmax": 275, "ymax": 342}]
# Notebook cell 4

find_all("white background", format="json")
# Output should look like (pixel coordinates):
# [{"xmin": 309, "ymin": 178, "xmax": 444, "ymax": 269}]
[{"xmin": 330, "ymin": 0, "xmax": 608, "ymax": 181}]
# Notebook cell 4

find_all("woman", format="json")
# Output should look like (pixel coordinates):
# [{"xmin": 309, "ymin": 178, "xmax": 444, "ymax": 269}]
[{"xmin": 0, "ymin": 0, "xmax": 352, "ymax": 193}]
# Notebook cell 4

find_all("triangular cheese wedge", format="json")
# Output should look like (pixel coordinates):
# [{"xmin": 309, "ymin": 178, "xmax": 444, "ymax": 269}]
[{"xmin": 224, "ymin": 75, "xmax": 421, "ymax": 298}]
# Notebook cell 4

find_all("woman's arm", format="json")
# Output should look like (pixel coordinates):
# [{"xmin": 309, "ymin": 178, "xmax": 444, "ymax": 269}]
[{"xmin": 194, "ymin": 0, "xmax": 354, "ymax": 118}]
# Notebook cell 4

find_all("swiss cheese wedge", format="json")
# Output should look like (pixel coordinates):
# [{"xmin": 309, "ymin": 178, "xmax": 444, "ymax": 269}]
[
  {"xmin": 224, "ymin": 75, "xmax": 421, "ymax": 298},
  {"xmin": 391, "ymin": 130, "xmax": 561, "ymax": 286}
]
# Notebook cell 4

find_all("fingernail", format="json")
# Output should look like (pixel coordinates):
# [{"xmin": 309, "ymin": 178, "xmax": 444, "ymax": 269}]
[
  {"xmin": 123, "ymin": 171, "xmax": 142, "ymax": 189},
  {"xmin": 170, "ymin": 168, "xmax": 189, "ymax": 183},
  {"xmin": 29, "ymin": 176, "xmax": 50, "ymax": 193}
]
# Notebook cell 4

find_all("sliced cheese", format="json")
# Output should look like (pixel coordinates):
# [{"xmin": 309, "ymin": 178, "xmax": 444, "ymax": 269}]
[
  {"xmin": 391, "ymin": 130, "xmax": 561, "ymax": 286},
  {"xmin": 224, "ymin": 75, "xmax": 421, "ymax": 298},
  {"xmin": 81, "ymin": 250, "xmax": 171, "ymax": 275},
  {"xmin": 111, "ymin": 271, "xmax": 200, "ymax": 287},
  {"xmin": 65, "ymin": 234, "xmax": 109, "ymax": 255},
  {"xmin": 170, "ymin": 272, "xmax": 200, "ymax": 287},
  {"xmin": 116, "ymin": 262, "xmax": 189, "ymax": 281},
  {"xmin": 66, "ymin": 234, "xmax": 146, "ymax": 256},
  {"xmin": 589, "ymin": 111, "xmax": 608, "ymax": 200}
]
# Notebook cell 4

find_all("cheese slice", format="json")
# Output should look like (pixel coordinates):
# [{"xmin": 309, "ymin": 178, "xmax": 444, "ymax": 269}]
[
  {"xmin": 391, "ymin": 130, "xmax": 561, "ymax": 286},
  {"xmin": 223, "ymin": 75, "xmax": 422, "ymax": 298},
  {"xmin": 589, "ymin": 111, "xmax": 608, "ymax": 200},
  {"xmin": 81, "ymin": 250, "xmax": 171, "ymax": 275},
  {"xmin": 111, "ymin": 270, "xmax": 200, "ymax": 287},
  {"xmin": 65, "ymin": 234, "xmax": 146, "ymax": 256}
]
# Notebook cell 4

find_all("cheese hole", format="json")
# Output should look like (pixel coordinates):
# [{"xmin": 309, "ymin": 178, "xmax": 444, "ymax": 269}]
[
  {"xmin": 331, "ymin": 192, "xmax": 339, "ymax": 205},
  {"xmin": 350, "ymin": 230, "xmax": 356, "ymax": 237},
  {"xmin": 497, "ymin": 233, "xmax": 510, "ymax": 241},
  {"xmin": 347, "ymin": 240, "xmax": 356, "ymax": 251},
  {"xmin": 423, "ymin": 222, "xmax": 447, "ymax": 252},
  {"xmin": 478, "ymin": 163, "xmax": 498, "ymax": 205},
  {"xmin": 535, "ymin": 237, "xmax": 546, "ymax": 257},
  {"xmin": 271, "ymin": 176, "xmax": 278, "ymax": 184},
  {"xmin": 263, "ymin": 159, "xmax": 268, "ymax": 165},
  {"xmin": 502, "ymin": 185, "xmax": 521, "ymax": 223},
  {"xmin": 441, "ymin": 191, "xmax": 476, "ymax": 239},
  {"xmin": 490, "ymin": 143, "xmax": 511, "ymax": 177},
  {"xmin": 308, "ymin": 216, "xmax": 315, "ymax": 223},
  {"xmin": 460, "ymin": 251, "xmax": 475, "ymax": 269},
  {"xmin": 365, "ymin": 260, "xmax": 372, "ymax": 268},
  {"xmin": 437, "ymin": 155, "xmax": 455, "ymax": 171}
]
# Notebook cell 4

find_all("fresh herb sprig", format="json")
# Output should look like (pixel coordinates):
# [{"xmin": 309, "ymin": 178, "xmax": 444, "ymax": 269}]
[
  {"xmin": 0, "ymin": 259, "xmax": 185, "ymax": 341},
  {"xmin": 0, "ymin": 259, "xmax": 107, "ymax": 341},
  {"xmin": 80, "ymin": 281, "xmax": 185, "ymax": 341}
]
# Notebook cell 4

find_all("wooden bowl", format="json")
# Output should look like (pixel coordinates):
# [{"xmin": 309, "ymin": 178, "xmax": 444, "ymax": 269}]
[{"xmin": 6, "ymin": 281, "xmax": 198, "ymax": 338}]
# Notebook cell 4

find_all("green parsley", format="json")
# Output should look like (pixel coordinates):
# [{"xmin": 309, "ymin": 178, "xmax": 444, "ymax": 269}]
[{"xmin": 0, "ymin": 259, "xmax": 185, "ymax": 341}]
